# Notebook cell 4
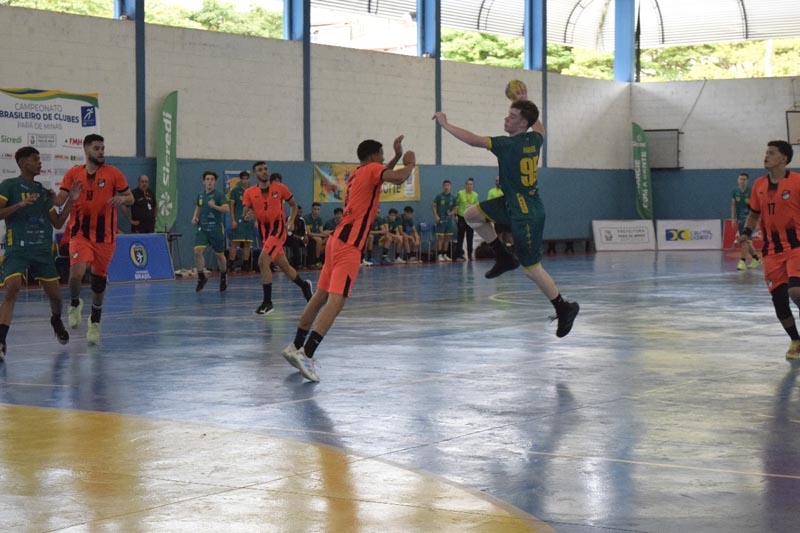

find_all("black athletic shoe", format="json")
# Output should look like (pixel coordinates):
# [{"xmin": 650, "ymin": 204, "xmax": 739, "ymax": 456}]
[
  {"xmin": 219, "ymin": 273, "xmax": 228, "ymax": 292},
  {"xmin": 484, "ymin": 255, "xmax": 520, "ymax": 279},
  {"xmin": 196, "ymin": 276, "xmax": 208, "ymax": 292},
  {"xmin": 555, "ymin": 301, "xmax": 580, "ymax": 338},
  {"xmin": 301, "ymin": 279, "xmax": 313, "ymax": 302},
  {"xmin": 51, "ymin": 317, "xmax": 70, "ymax": 345},
  {"xmin": 255, "ymin": 302, "xmax": 274, "ymax": 315}
]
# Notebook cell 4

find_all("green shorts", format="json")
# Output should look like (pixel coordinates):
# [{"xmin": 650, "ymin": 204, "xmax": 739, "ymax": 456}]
[
  {"xmin": 434, "ymin": 217, "xmax": 456, "ymax": 235},
  {"xmin": 1, "ymin": 247, "xmax": 59, "ymax": 285},
  {"xmin": 230, "ymin": 220, "xmax": 255, "ymax": 243},
  {"xmin": 478, "ymin": 194, "xmax": 545, "ymax": 267},
  {"xmin": 195, "ymin": 226, "xmax": 225, "ymax": 254}
]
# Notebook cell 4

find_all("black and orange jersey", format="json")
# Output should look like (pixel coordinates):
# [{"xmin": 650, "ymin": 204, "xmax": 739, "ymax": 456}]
[
  {"xmin": 749, "ymin": 171, "xmax": 800, "ymax": 256},
  {"xmin": 242, "ymin": 182, "xmax": 293, "ymax": 240},
  {"xmin": 333, "ymin": 162, "xmax": 385, "ymax": 250},
  {"xmin": 61, "ymin": 164, "xmax": 129, "ymax": 244}
]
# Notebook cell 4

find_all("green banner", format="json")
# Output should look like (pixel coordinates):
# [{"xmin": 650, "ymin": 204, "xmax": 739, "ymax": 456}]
[
  {"xmin": 632, "ymin": 122, "xmax": 653, "ymax": 220},
  {"xmin": 157, "ymin": 91, "xmax": 178, "ymax": 231}
]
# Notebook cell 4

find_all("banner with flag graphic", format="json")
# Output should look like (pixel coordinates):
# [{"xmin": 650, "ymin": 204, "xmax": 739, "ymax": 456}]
[
  {"xmin": 156, "ymin": 91, "xmax": 178, "ymax": 231},
  {"xmin": 632, "ymin": 123, "xmax": 653, "ymax": 220}
]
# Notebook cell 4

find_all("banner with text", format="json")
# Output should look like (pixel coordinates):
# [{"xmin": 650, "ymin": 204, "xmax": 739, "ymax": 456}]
[
  {"xmin": 0, "ymin": 88, "xmax": 99, "ymax": 255},
  {"xmin": 656, "ymin": 219, "xmax": 722, "ymax": 250},
  {"xmin": 632, "ymin": 123, "xmax": 653, "ymax": 220},
  {"xmin": 592, "ymin": 220, "xmax": 656, "ymax": 251},
  {"xmin": 313, "ymin": 163, "xmax": 420, "ymax": 203},
  {"xmin": 156, "ymin": 91, "xmax": 178, "ymax": 232}
]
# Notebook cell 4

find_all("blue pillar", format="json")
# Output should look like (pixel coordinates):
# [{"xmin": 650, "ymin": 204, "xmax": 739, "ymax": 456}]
[
  {"xmin": 523, "ymin": 0, "xmax": 545, "ymax": 71},
  {"xmin": 284, "ymin": 0, "xmax": 311, "ymax": 161},
  {"xmin": 418, "ymin": 0, "xmax": 442, "ymax": 165},
  {"xmin": 614, "ymin": 0, "xmax": 636, "ymax": 82},
  {"xmin": 114, "ymin": 0, "xmax": 145, "ymax": 157},
  {"xmin": 113, "ymin": 0, "xmax": 136, "ymax": 19}
]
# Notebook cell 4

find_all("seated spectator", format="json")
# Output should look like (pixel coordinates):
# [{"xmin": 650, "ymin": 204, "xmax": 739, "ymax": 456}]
[
  {"xmin": 305, "ymin": 202, "xmax": 327, "ymax": 268},
  {"xmin": 285, "ymin": 205, "xmax": 309, "ymax": 269},
  {"xmin": 386, "ymin": 208, "xmax": 406, "ymax": 263},
  {"xmin": 401, "ymin": 205, "xmax": 420, "ymax": 262}
]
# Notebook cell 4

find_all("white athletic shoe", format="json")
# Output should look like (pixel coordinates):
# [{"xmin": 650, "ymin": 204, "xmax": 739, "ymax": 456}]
[
  {"xmin": 68, "ymin": 299, "xmax": 83, "ymax": 329},
  {"xmin": 87, "ymin": 320, "xmax": 100, "ymax": 346},
  {"xmin": 283, "ymin": 345, "xmax": 319, "ymax": 382}
]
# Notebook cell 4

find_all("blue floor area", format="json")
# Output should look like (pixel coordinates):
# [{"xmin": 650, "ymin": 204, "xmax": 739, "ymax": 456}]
[{"xmin": 2, "ymin": 251, "xmax": 800, "ymax": 532}]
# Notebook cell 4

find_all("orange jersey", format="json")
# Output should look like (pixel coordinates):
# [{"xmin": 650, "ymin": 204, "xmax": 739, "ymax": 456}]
[
  {"xmin": 749, "ymin": 171, "xmax": 800, "ymax": 256},
  {"xmin": 333, "ymin": 162, "xmax": 385, "ymax": 250},
  {"xmin": 242, "ymin": 182, "xmax": 293, "ymax": 240},
  {"xmin": 61, "ymin": 164, "xmax": 129, "ymax": 244}
]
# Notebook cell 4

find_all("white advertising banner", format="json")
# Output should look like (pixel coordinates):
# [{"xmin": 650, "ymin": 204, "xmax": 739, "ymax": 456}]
[
  {"xmin": 0, "ymin": 88, "xmax": 99, "ymax": 254},
  {"xmin": 655, "ymin": 219, "xmax": 722, "ymax": 250},
  {"xmin": 592, "ymin": 220, "xmax": 656, "ymax": 251}
]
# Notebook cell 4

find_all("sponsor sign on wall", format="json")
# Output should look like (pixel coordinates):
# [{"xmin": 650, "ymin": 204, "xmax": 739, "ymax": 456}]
[
  {"xmin": 656, "ymin": 219, "xmax": 722, "ymax": 250},
  {"xmin": 592, "ymin": 220, "xmax": 656, "ymax": 251}
]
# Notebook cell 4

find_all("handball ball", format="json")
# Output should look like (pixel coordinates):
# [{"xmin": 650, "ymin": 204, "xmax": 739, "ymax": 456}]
[{"xmin": 505, "ymin": 79, "xmax": 527, "ymax": 101}]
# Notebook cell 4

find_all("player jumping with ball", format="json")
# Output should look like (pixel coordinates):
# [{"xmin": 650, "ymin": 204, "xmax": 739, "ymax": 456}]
[{"xmin": 432, "ymin": 87, "xmax": 579, "ymax": 338}]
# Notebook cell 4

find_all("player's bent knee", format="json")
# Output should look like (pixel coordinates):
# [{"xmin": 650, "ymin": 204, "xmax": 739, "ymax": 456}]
[
  {"xmin": 90, "ymin": 274, "xmax": 107, "ymax": 294},
  {"xmin": 772, "ymin": 284, "xmax": 792, "ymax": 320}
]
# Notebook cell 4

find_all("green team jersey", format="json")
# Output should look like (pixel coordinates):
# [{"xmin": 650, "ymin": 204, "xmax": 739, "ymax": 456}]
[
  {"xmin": 196, "ymin": 189, "xmax": 226, "ymax": 231},
  {"xmin": 305, "ymin": 214, "xmax": 324, "ymax": 234},
  {"xmin": 323, "ymin": 217, "xmax": 338, "ymax": 232},
  {"xmin": 732, "ymin": 186, "xmax": 750, "ymax": 220},
  {"xmin": 228, "ymin": 183, "xmax": 247, "ymax": 222},
  {"xmin": 387, "ymin": 216, "xmax": 402, "ymax": 233},
  {"xmin": 489, "ymin": 131, "xmax": 543, "ymax": 206},
  {"xmin": 0, "ymin": 176, "xmax": 56, "ymax": 252},
  {"xmin": 433, "ymin": 192, "xmax": 456, "ymax": 218},
  {"xmin": 401, "ymin": 215, "xmax": 415, "ymax": 233},
  {"xmin": 371, "ymin": 216, "xmax": 386, "ymax": 232}
]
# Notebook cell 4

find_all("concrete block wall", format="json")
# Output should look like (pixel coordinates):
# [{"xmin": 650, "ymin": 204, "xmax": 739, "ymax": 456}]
[
  {"xmin": 310, "ymin": 44, "xmax": 435, "ymax": 163},
  {"xmin": 145, "ymin": 24, "xmax": 304, "ymax": 160},
  {"xmin": 632, "ymin": 78, "xmax": 797, "ymax": 169},
  {"xmin": 0, "ymin": 8, "xmax": 136, "ymax": 155}
]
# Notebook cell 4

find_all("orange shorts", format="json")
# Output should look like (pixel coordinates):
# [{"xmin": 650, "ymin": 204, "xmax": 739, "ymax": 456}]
[
  {"xmin": 69, "ymin": 235, "xmax": 116, "ymax": 276},
  {"xmin": 262, "ymin": 234, "xmax": 287, "ymax": 261},
  {"xmin": 317, "ymin": 237, "xmax": 361, "ymax": 297},
  {"xmin": 763, "ymin": 248, "xmax": 800, "ymax": 292}
]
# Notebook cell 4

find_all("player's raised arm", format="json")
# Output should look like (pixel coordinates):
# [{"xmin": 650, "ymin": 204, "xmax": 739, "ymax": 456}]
[
  {"xmin": 383, "ymin": 150, "xmax": 416, "ymax": 185},
  {"xmin": 432, "ymin": 112, "xmax": 490, "ymax": 149},
  {"xmin": 385, "ymin": 135, "xmax": 405, "ymax": 170}
]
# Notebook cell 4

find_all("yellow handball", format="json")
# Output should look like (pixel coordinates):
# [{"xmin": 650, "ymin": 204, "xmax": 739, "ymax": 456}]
[{"xmin": 505, "ymin": 79, "xmax": 527, "ymax": 101}]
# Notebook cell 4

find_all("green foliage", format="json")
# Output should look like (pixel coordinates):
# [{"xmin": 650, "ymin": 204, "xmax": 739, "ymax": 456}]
[
  {"xmin": 3, "ymin": 1, "xmax": 798, "ymax": 81},
  {"xmin": 0, "ymin": 0, "xmax": 112, "ymax": 17}
]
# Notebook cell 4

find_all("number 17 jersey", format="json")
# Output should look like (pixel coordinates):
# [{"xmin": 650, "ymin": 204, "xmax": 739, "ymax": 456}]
[{"xmin": 749, "ymin": 171, "xmax": 800, "ymax": 256}]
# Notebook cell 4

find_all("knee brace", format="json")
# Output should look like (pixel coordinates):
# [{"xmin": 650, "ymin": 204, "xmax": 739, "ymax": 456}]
[
  {"xmin": 772, "ymin": 284, "xmax": 792, "ymax": 321},
  {"xmin": 90, "ymin": 274, "xmax": 107, "ymax": 294}
]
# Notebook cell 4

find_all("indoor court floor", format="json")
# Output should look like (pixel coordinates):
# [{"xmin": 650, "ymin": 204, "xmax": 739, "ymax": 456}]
[{"xmin": 1, "ymin": 250, "xmax": 799, "ymax": 532}]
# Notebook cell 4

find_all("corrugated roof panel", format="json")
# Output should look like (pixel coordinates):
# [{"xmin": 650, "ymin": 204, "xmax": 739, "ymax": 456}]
[{"xmin": 310, "ymin": 0, "xmax": 800, "ymax": 50}]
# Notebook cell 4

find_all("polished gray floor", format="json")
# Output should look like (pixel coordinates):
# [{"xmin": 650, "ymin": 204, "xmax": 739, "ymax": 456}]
[{"xmin": 1, "ymin": 251, "xmax": 799, "ymax": 532}]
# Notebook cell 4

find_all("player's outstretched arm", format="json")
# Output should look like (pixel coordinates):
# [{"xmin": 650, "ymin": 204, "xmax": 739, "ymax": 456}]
[
  {"xmin": 383, "ymin": 151, "xmax": 416, "ymax": 185},
  {"xmin": 432, "ymin": 112, "xmax": 489, "ymax": 149}
]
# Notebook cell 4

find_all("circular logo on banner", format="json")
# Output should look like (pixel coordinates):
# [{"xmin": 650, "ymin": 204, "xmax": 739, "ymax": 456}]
[{"xmin": 129, "ymin": 242, "xmax": 148, "ymax": 267}]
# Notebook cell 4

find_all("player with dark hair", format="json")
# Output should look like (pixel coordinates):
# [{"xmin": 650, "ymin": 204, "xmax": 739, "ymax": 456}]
[
  {"xmin": 192, "ymin": 171, "xmax": 229, "ymax": 292},
  {"xmin": 739, "ymin": 140, "xmax": 800, "ymax": 360},
  {"xmin": 732, "ymin": 172, "xmax": 761, "ymax": 270},
  {"xmin": 283, "ymin": 136, "xmax": 413, "ymax": 381},
  {"xmin": 242, "ymin": 163, "xmax": 312, "ymax": 315},
  {"xmin": 433, "ymin": 97, "xmax": 579, "ymax": 338},
  {"xmin": 55, "ymin": 134, "xmax": 134, "ymax": 345},
  {"xmin": 227, "ymin": 170, "xmax": 254, "ymax": 271},
  {"xmin": 0, "ymin": 147, "xmax": 82, "ymax": 359}
]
